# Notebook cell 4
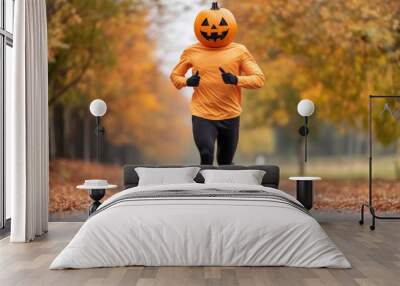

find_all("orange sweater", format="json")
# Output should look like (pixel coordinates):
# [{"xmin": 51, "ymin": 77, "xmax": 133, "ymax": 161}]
[{"xmin": 170, "ymin": 42, "xmax": 265, "ymax": 120}]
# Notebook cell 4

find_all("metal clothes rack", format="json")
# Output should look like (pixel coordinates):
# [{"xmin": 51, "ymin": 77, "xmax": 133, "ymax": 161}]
[{"xmin": 359, "ymin": 95, "xmax": 400, "ymax": 230}]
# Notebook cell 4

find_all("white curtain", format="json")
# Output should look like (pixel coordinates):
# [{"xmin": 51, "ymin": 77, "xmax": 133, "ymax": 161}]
[{"xmin": 8, "ymin": 0, "xmax": 49, "ymax": 242}]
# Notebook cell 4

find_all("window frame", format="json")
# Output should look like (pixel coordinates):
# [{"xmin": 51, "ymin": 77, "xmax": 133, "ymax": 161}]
[{"xmin": 1, "ymin": 0, "xmax": 14, "ymax": 230}]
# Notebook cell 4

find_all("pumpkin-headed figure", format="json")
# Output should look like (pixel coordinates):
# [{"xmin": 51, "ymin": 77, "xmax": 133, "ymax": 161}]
[
  {"xmin": 194, "ymin": 1, "xmax": 237, "ymax": 48},
  {"xmin": 170, "ymin": 0, "xmax": 265, "ymax": 166}
]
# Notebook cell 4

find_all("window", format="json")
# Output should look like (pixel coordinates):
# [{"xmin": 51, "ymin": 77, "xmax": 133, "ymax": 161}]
[{"xmin": 1, "ymin": 0, "xmax": 14, "ymax": 229}]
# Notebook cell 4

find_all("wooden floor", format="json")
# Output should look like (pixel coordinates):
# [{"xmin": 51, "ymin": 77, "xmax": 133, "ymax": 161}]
[{"xmin": 0, "ymin": 218, "xmax": 399, "ymax": 286}]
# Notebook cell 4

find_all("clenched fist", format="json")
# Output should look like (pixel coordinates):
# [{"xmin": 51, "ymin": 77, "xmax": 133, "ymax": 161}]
[
  {"xmin": 187, "ymin": 71, "xmax": 201, "ymax": 87},
  {"xmin": 219, "ymin": 67, "xmax": 238, "ymax": 85}
]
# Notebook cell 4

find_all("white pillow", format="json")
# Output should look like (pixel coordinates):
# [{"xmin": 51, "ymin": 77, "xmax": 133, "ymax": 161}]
[
  {"xmin": 200, "ymin": 169, "xmax": 266, "ymax": 185},
  {"xmin": 135, "ymin": 167, "xmax": 200, "ymax": 186}
]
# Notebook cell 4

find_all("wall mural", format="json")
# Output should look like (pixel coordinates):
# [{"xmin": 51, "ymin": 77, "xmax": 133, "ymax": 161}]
[{"xmin": 46, "ymin": 0, "xmax": 400, "ymax": 221}]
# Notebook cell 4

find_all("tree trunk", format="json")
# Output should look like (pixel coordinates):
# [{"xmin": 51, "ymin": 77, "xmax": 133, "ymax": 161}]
[
  {"xmin": 63, "ymin": 108, "xmax": 72, "ymax": 158},
  {"xmin": 49, "ymin": 108, "xmax": 56, "ymax": 160},
  {"xmin": 53, "ymin": 104, "xmax": 65, "ymax": 158},
  {"xmin": 395, "ymin": 140, "xmax": 400, "ymax": 179},
  {"xmin": 69, "ymin": 109, "xmax": 84, "ymax": 159},
  {"xmin": 83, "ymin": 115, "xmax": 91, "ymax": 162}
]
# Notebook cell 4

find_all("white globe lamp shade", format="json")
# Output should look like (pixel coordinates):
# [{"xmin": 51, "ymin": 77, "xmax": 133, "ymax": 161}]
[
  {"xmin": 297, "ymin": 99, "xmax": 315, "ymax": 117},
  {"xmin": 90, "ymin": 99, "xmax": 107, "ymax": 117}
]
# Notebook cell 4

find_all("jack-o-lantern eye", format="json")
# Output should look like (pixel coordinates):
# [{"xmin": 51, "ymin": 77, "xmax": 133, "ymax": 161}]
[
  {"xmin": 219, "ymin": 18, "xmax": 228, "ymax": 26},
  {"xmin": 201, "ymin": 18, "xmax": 210, "ymax": 26}
]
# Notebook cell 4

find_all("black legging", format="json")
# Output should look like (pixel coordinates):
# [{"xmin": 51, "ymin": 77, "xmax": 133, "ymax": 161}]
[{"xmin": 192, "ymin": 115, "xmax": 240, "ymax": 165}]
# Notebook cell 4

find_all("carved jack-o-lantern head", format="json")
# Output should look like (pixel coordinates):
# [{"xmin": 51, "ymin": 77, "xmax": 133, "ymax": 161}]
[{"xmin": 194, "ymin": 1, "xmax": 237, "ymax": 48}]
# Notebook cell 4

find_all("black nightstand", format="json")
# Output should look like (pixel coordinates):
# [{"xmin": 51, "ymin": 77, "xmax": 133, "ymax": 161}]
[
  {"xmin": 289, "ymin": 177, "xmax": 321, "ymax": 210},
  {"xmin": 77, "ymin": 180, "xmax": 117, "ymax": 215}
]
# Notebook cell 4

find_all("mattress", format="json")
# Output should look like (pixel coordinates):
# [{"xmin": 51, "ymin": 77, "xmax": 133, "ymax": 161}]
[{"xmin": 50, "ymin": 183, "xmax": 351, "ymax": 269}]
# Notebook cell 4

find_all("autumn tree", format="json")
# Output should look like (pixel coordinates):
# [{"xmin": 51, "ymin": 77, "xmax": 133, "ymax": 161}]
[
  {"xmin": 47, "ymin": 0, "xmax": 190, "ymax": 163},
  {"xmin": 223, "ymin": 0, "xmax": 400, "ymax": 170},
  {"xmin": 83, "ymin": 12, "xmax": 190, "ymax": 162}
]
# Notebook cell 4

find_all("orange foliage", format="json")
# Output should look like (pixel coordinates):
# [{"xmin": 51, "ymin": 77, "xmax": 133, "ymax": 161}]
[
  {"xmin": 80, "ymin": 12, "xmax": 191, "ymax": 162},
  {"xmin": 49, "ymin": 159, "xmax": 122, "ymax": 213},
  {"xmin": 281, "ymin": 179, "xmax": 400, "ymax": 212},
  {"xmin": 225, "ymin": 0, "xmax": 400, "ymax": 139},
  {"xmin": 49, "ymin": 160, "xmax": 400, "ymax": 213}
]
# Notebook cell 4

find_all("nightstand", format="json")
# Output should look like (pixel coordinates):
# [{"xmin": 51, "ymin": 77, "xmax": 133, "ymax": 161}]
[
  {"xmin": 289, "ymin": 177, "xmax": 322, "ymax": 210},
  {"xmin": 77, "ymin": 180, "xmax": 117, "ymax": 215}
]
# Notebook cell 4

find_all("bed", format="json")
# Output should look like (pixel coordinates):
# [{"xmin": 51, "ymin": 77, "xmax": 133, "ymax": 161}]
[{"xmin": 50, "ymin": 165, "xmax": 350, "ymax": 269}]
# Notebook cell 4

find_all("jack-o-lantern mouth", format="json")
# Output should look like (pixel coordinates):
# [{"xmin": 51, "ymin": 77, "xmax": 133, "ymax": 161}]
[{"xmin": 200, "ymin": 30, "xmax": 229, "ymax": 42}]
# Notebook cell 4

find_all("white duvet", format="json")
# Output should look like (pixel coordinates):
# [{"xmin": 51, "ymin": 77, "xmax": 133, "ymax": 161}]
[{"xmin": 50, "ymin": 183, "xmax": 351, "ymax": 269}]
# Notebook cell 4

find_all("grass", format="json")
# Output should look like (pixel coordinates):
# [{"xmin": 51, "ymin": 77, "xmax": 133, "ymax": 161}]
[{"xmin": 277, "ymin": 156, "xmax": 399, "ymax": 180}]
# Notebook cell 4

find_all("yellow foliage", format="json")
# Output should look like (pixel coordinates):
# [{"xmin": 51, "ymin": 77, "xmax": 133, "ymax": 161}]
[
  {"xmin": 80, "ymin": 12, "xmax": 191, "ymax": 162},
  {"xmin": 225, "ymin": 0, "xmax": 400, "ymax": 143},
  {"xmin": 238, "ymin": 127, "xmax": 275, "ymax": 159}
]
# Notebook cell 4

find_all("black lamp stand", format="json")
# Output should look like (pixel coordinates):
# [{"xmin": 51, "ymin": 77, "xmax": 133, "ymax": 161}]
[
  {"xmin": 95, "ymin": 116, "xmax": 105, "ymax": 162},
  {"xmin": 88, "ymin": 116, "xmax": 106, "ymax": 216},
  {"xmin": 299, "ymin": 116, "xmax": 310, "ymax": 162}
]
